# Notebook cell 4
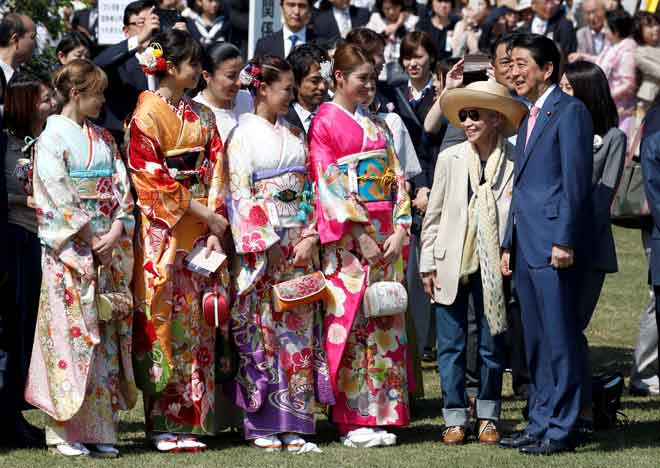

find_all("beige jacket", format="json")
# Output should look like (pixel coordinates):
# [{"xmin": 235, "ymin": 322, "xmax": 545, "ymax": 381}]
[
  {"xmin": 419, "ymin": 140, "xmax": 514, "ymax": 305},
  {"xmin": 636, "ymin": 45, "xmax": 660, "ymax": 104}
]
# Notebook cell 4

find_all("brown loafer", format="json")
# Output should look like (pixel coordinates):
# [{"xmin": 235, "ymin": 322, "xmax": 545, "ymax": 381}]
[
  {"xmin": 442, "ymin": 426, "xmax": 466, "ymax": 445},
  {"xmin": 478, "ymin": 420, "xmax": 501, "ymax": 445}
]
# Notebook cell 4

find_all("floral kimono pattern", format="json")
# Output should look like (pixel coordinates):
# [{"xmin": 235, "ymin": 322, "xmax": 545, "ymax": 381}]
[
  {"xmin": 25, "ymin": 115, "xmax": 137, "ymax": 445},
  {"xmin": 127, "ymin": 91, "xmax": 230, "ymax": 435},
  {"xmin": 226, "ymin": 114, "xmax": 333, "ymax": 440},
  {"xmin": 308, "ymin": 102, "xmax": 412, "ymax": 431}
]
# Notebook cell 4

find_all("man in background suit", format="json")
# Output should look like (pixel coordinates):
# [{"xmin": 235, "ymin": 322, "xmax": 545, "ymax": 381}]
[
  {"xmin": 576, "ymin": 0, "xmax": 608, "ymax": 56},
  {"xmin": 285, "ymin": 43, "xmax": 329, "ymax": 135},
  {"xmin": 254, "ymin": 0, "xmax": 317, "ymax": 59},
  {"xmin": 94, "ymin": 0, "xmax": 159, "ymax": 145},
  {"xmin": 72, "ymin": 0, "xmax": 99, "ymax": 45},
  {"xmin": 500, "ymin": 34, "xmax": 593, "ymax": 455},
  {"xmin": 313, "ymin": 0, "xmax": 370, "ymax": 43},
  {"xmin": 519, "ymin": 0, "xmax": 577, "ymax": 56}
]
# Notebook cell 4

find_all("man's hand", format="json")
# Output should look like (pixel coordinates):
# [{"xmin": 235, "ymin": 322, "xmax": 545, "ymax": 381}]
[
  {"xmin": 551, "ymin": 245, "xmax": 574, "ymax": 269},
  {"xmin": 501, "ymin": 249, "xmax": 512, "ymax": 276},
  {"xmin": 422, "ymin": 272, "xmax": 435, "ymax": 297},
  {"xmin": 137, "ymin": 7, "xmax": 161, "ymax": 50}
]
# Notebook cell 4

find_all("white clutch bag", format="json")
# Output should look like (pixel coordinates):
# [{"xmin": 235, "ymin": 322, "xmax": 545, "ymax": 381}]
[{"xmin": 363, "ymin": 281, "xmax": 408, "ymax": 318}]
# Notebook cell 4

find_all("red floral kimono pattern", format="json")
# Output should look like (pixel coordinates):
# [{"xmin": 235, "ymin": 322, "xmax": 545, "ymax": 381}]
[{"xmin": 127, "ymin": 91, "xmax": 230, "ymax": 435}]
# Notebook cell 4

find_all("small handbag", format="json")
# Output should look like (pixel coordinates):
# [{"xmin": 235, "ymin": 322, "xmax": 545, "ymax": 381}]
[
  {"xmin": 363, "ymin": 281, "xmax": 408, "ymax": 318},
  {"xmin": 202, "ymin": 285, "xmax": 230, "ymax": 328},
  {"xmin": 272, "ymin": 271, "xmax": 329, "ymax": 314},
  {"xmin": 611, "ymin": 123, "xmax": 653, "ymax": 229},
  {"xmin": 96, "ymin": 266, "xmax": 133, "ymax": 322}
]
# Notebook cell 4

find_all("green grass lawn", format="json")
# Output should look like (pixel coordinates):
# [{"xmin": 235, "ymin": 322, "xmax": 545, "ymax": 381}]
[{"xmin": 2, "ymin": 227, "xmax": 659, "ymax": 467}]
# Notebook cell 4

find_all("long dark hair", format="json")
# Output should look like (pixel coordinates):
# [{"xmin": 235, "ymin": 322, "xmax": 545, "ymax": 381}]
[
  {"xmin": 5, "ymin": 73, "xmax": 48, "ymax": 139},
  {"xmin": 564, "ymin": 61, "xmax": 618, "ymax": 136}
]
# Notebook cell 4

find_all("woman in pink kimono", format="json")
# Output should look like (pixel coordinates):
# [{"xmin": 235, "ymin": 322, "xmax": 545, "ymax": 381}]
[
  {"xmin": 308, "ymin": 43, "xmax": 412, "ymax": 448},
  {"xmin": 25, "ymin": 60, "xmax": 137, "ymax": 458},
  {"xmin": 572, "ymin": 10, "xmax": 638, "ymax": 140}
]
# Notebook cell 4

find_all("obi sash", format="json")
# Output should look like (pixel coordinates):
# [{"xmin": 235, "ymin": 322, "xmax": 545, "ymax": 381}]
[
  {"xmin": 69, "ymin": 168, "xmax": 115, "ymax": 200},
  {"xmin": 253, "ymin": 165, "xmax": 310, "ymax": 228},
  {"xmin": 337, "ymin": 149, "xmax": 394, "ymax": 202},
  {"xmin": 163, "ymin": 146, "xmax": 205, "ymax": 183}
]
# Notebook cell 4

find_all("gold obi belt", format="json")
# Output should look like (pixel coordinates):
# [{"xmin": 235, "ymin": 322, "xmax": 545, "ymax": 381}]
[
  {"xmin": 252, "ymin": 165, "xmax": 312, "ymax": 227},
  {"xmin": 337, "ymin": 149, "xmax": 394, "ymax": 202},
  {"xmin": 69, "ymin": 168, "xmax": 115, "ymax": 200}
]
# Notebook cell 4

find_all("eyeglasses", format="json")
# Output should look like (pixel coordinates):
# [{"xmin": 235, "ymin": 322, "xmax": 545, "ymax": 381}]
[
  {"xmin": 127, "ymin": 20, "xmax": 145, "ymax": 27},
  {"xmin": 458, "ymin": 109, "xmax": 481, "ymax": 122}
]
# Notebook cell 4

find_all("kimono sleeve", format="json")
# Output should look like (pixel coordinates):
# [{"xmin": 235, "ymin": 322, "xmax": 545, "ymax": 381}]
[
  {"xmin": 225, "ymin": 129, "xmax": 280, "ymax": 254},
  {"xmin": 206, "ymin": 124, "xmax": 228, "ymax": 217},
  {"xmin": 308, "ymin": 113, "xmax": 371, "ymax": 244},
  {"xmin": 33, "ymin": 132, "xmax": 91, "ymax": 252},
  {"xmin": 385, "ymin": 133, "xmax": 412, "ymax": 230},
  {"xmin": 107, "ymin": 130, "xmax": 135, "ymax": 238},
  {"xmin": 127, "ymin": 116, "xmax": 191, "ymax": 229}
]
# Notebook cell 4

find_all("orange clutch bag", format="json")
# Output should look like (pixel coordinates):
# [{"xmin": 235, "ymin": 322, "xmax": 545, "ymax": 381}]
[{"xmin": 272, "ymin": 272, "xmax": 329, "ymax": 314}]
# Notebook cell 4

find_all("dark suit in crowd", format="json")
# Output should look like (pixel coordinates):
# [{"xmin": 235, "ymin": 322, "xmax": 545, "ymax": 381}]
[
  {"xmin": 254, "ymin": 28, "xmax": 318, "ymax": 59},
  {"xmin": 312, "ymin": 6, "xmax": 370, "ymax": 43},
  {"xmin": 503, "ymin": 86, "xmax": 593, "ymax": 446},
  {"xmin": 639, "ymin": 105, "xmax": 660, "ymax": 361},
  {"xmin": 518, "ymin": 10, "xmax": 577, "ymax": 56},
  {"xmin": 94, "ymin": 38, "xmax": 148, "ymax": 144}
]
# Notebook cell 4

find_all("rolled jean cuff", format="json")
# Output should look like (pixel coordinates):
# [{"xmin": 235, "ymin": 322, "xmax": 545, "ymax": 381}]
[
  {"xmin": 442, "ymin": 408, "xmax": 469, "ymax": 427},
  {"xmin": 476, "ymin": 399, "xmax": 501, "ymax": 421}
]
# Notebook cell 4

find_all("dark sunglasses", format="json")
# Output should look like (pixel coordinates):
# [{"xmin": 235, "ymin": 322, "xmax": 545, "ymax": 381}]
[{"xmin": 458, "ymin": 109, "xmax": 481, "ymax": 122}]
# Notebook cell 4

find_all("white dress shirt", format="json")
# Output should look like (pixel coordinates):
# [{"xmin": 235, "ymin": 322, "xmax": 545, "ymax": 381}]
[
  {"xmin": 293, "ymin": 101, "xmax": 315, "ymax": 133},
  {"xmin": 592, "ymin": 29, "xmax": 606, "ymax": 55},
  {"xmin": 533, "ymin": 83, "xmax": 557, "ymax": 110},
  {"xmin": 333, "ymin": 7, "xmax": 353, "ymax": 38},
  {"xmin": 283, "ymin": 24, "xmax": 307, "ymax": 57},
  {"xmin": 0, "ymin": 60, "xmax": 14, "ymax": 83},
  {"xmin": 531, "ymin": 16, "xmax": 548, "ymax": 36}
]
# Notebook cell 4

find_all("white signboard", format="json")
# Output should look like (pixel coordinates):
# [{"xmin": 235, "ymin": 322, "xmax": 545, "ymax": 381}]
[
  {"xmin": 248, "ymin": 0, "xmax": 282, "ymax": 59},
  {"xmin": 98, "ymin": 0, "xmax": 133, "ymax": 45}
]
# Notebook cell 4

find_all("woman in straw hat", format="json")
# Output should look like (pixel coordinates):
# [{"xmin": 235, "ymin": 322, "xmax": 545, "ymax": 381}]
[{"xmin": 419, "ymin": 80, "xmax": 527, "ymax": 446}]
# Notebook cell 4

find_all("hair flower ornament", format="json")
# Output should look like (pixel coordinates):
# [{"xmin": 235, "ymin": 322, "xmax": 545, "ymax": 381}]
[
  {"xmin": 137, "ymin": 43, "xmax": 167, "ymax": 75},
  {"xmin": 239, "ymin": 63, "xmax": 262, "ymax": 92},
  {"xmin": 319, "ymin": 60, "xmax": 333, "ymax": 82}
]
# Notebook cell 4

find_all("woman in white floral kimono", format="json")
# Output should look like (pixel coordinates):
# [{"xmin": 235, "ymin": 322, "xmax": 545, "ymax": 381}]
[
  {"xmin": 225, "ymin": 56, "xmax": 333, "ymax": 452},
  {"xmin": 25, "ymin": 60, "xmax": 137, "ymax": 458}
]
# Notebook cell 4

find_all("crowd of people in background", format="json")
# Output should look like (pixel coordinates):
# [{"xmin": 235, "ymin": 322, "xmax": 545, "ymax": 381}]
[{"xmin": 2, "ymin": 0, "xmax": 660, "ymax": 459}]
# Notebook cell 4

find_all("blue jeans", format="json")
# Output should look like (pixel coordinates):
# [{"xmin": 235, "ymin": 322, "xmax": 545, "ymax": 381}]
[{"xmin": 435, "ymin": 272, "xmax": 504, "ymax": 427}]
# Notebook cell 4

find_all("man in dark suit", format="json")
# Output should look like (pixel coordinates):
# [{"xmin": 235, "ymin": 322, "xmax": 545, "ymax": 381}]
[
  {"xmin": 517, "ymin": 0, "xmax": 577, "ymax": 56},
  {"xmin": 313, "ymin": 0, "xmax": 370, "ymax": 43},
  {"xmin": 640, "ymin": 99, "xmax": 660, "ymax": 385},
  {"xmin": 254, "ymin": 0, "xmax": 317, "ymax": 59},
  {"xmin": 285, "ymin": 43, "xmax": 329, "ymax": 135},
  {"xmin": 94, "ymin": 0, "xmax": 159, "ymax": 145},
  {"xmin": 499, "ymin": 34, "xmax": 593, "ymax": 455},
  {"xmin": 72, "ymin": 0, "xmax": 99, "ymax": 44}
]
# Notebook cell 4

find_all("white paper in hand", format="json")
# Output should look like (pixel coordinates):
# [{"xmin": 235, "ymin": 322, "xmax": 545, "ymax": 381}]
[{"xmin": 185, "ymin": 243, "xmax": 227, "ymax": 277}]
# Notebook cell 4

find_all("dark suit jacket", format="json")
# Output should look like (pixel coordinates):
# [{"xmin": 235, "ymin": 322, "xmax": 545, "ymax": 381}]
[
  {"xmin": 312, "ymin": 6, "xmax": 370, "ymax": 43},
  {"xmin": 502, "ymin": 86, "xmax": 594, "ymax": 268},
  {"xmin": 284, "ymin": 104, "xmax": 306, "ymax": 136},
  {"xmin": 390, "ymin": 83, "xmax": 445, "ymax": 190},
  {"xmin": 591, "ymin": 128, "xmax": 626, "ymax": 272},
  {"xmin": 72, "ymin": 8, "xmax": 98, "ymax": 42},
  {"xmin": 518, "ymin": 11, "xmax": 577, "ymax": 56},
  {"xmin": 229, "ymin": 0, "xmax": 250, "ymax": 54},
  {"xmin": 94, "ymin": 38, "xmax": 148, "ymax": 142},
  {"xmin": 253, "ymin": 28, "xmax": 318, "ymax": 59},
  {"xmin": 640, "ymin": 106, "xmax": 660, "ymax": 284},
  {"xmin": 187, "ymin": 4, "xmax": 232, "ymax": 48}
]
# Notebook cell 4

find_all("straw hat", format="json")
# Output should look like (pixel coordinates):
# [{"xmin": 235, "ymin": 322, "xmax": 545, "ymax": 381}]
[{"xmin": 440, "ymin": 80, "xmax": 529, "ymax": 137}]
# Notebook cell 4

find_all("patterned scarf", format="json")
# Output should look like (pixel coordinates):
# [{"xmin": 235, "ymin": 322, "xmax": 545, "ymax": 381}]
[{"xmin": 459, "ymin": 137, "xmax": 508, "ymax": 335}]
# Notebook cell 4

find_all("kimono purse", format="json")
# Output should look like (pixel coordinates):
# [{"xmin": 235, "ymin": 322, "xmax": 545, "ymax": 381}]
[
  {"xmin": 202, "ymin": 285, "xmax": 230, "ymax": 328},
  {"xmin": 272, "ymin": 272, "xmax": 329, "ymax": 313},
  {"xmin": 363, "ymin": 281, "xmax": 408, "ymax": 318},
  {"xmin": 96, "ymin": 266, "xmax": 133, "ymax": 322}
]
